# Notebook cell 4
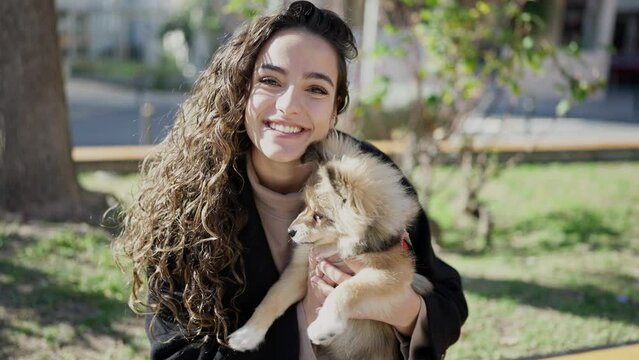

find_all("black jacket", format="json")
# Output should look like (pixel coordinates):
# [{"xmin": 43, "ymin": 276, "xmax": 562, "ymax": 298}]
[{"xmin": 146, "ymin": 137, "xmax": 468, "ymax": 359}]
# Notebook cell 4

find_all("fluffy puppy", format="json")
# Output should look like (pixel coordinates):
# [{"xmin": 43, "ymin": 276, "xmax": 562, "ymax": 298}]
[{"xmin": 228, "ymin": 132, "xmax": 430, "ymax": 360}]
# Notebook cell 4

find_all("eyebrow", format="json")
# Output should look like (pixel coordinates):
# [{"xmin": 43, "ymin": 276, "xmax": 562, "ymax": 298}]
[{"xmin": 260, "ymin": 63, "xmax": 335, "ymax": 88}]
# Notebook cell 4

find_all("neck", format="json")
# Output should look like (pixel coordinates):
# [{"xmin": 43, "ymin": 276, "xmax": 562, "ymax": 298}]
[{"xmin": 250, "ymin": 148, "xmax": 315, "ymax": 194}]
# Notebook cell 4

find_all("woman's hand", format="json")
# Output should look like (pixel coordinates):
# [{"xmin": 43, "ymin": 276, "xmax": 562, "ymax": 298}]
[
  {"xmin": 302, "ymin": 249, "xmax": 353, "ymax": 324},
  {"xmin": 303, "ymin": 247, "xmax": 422, "ymax": 337}
]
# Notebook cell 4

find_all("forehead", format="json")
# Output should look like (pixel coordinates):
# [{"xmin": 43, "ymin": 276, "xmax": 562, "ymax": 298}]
[{"xmin": 255, "ymin": 29, "xmax": 339, "ymax": 80}]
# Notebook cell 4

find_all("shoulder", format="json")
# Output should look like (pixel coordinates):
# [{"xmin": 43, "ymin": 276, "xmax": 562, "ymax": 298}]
[
  {"xmin": 336, "ymin": 131, "xmax": 418, "ymax": 196},
  {"xmin": 336, "ymin": 130, "xmax": 395, "ymax": 165}
]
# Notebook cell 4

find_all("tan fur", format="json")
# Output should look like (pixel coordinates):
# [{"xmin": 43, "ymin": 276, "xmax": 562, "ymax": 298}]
[{"xmin": 228, "ymin": 133, "xmax": 432, "ymax": 359}]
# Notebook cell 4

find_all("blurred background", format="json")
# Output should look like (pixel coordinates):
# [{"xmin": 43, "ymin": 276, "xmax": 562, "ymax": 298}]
[
  {"xmin": 57, "ymin": 0, "xmax": 638, "ymax": 148},
  {"xmin": 1, "ymin": 1, "xmax": 638, "ymax": 359}
]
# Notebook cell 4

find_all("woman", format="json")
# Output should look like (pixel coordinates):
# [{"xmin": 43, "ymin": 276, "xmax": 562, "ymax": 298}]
[{"xmin": 116, "ymin": 2, "xmax": 467, "ymax": 359}]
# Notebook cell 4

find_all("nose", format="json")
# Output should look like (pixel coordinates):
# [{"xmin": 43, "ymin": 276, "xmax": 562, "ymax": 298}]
[
  {"xmin": 288, "ymin": 228, "xmax": 297, "ymax": 238},
  {"xmin": 276, "ymin": 86, "xmax": 301, "ymax": 115}
]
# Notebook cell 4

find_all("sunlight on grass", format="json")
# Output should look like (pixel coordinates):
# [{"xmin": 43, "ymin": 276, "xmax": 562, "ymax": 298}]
[
  {"xmin": 2, "ymin": 162, "xmax": 638, "ymax": 359},
  {"xmin": 425, "ymin": 162, "xmax": 639, "ymax": 253},
  {"xmin": 417, "ymin": 162, "xmax": 639, "ymax": 358},
  {"xmin": 0, "ymin": 224, "xmax": 146, "ymax": 359},
  {"xmin": 444, "ymin": 250, "xmax": 639, "ymax": 359},
  {"xmin": 78, "ymin": 171, "xmax": 140, "ymax": 206}
]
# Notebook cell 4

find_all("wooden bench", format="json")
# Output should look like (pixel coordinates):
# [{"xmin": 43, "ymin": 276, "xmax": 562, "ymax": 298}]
[{"xmin": 72, "ymin": 140, "xmax": 639, "ymax": 172}]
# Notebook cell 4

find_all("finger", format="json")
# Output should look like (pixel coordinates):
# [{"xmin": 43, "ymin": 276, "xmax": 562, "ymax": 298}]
[
  {"xmin": 310, "ymin": 276, "xmax": 330, "ymax": 307},
  {"xmin": 308, "ymin": 249, "xmax": 320, "ymax": 279},
  {"xmin": 308, "ymin": 250, "xmax": 317, "ymax": 269},
  {"xmin": 342, "ymin": 256, "xmax": 364, "ymax": 273},
  {"xmin": 310, "ymin": 275, "xmax": 334, "ymax": 301},
  {"xmin": 317, "ymin": 258, "xmax": 352, "ymax": 285},
  {"xmin": 315, "ymin": 268, "xmax": 337, "ymax": 287}
]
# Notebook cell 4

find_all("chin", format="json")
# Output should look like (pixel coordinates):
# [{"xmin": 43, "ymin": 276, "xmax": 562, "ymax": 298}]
[
  {"xmin": 261, "ymin": 151, "xmax": 305, "ymax": 164},
  {"xmin": 259, "ymin": 144, "xmax": 307, "ymax": 163}
]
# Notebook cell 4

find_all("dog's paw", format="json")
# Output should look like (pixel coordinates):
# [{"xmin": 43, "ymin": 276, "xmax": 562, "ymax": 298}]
[
  {"xmin": 307, "ymin": 315, "xmax": 346, "ymax": 346},
  {"xmin": 227, "ymin": 325, "xmax": 267, "ymax": 352}
]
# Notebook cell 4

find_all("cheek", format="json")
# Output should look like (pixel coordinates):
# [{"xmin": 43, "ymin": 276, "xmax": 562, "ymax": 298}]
[
  {"xmin": 246, "ymin": 91, "xmax": 271, "ymax": 121},
  {"xmin": 309, "ymin": 101, "xmax": 335, "ymax": 135},
  {"xmin": 244, "ymin": 103, "xmax": 258, "ymax": 145},
  {"xmin": 245, "ymin": 91, "xmax": 274, "ymax": 142}
]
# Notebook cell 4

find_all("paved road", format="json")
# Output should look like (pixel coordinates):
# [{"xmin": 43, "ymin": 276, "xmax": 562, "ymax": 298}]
[
  {"xmin": 66, "ymin": 78, "xmax": 639, "ymax": 147},
  {"xmin": 465, "ymin": 85, "xmax": 639, "ymax": 146},
  {"xmin": 66, "ymin": 78, "xmax": 185, "ymax": 146}
]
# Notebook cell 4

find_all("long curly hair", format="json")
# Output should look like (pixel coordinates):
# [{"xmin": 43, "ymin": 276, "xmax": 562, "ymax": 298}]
[{"xmin": 115, "ymin": 1, "xmax": 357, "ymax": 344}]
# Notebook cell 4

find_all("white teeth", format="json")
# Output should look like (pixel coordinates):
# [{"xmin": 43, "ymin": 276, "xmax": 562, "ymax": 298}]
[{"xmin": 268, "ymin": 122, "xmax": 303, "ymax": 134}]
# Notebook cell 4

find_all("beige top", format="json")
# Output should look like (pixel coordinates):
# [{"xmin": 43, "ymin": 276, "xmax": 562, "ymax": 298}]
[{"xmin": 246, "ymin": 155, "xmax": 318, "ymax": 360}]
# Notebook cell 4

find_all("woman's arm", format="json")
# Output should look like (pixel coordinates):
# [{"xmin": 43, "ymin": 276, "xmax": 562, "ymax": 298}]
[{"xmin": 402, "ymin": 209, "xmax": 468, "ymax": 360}]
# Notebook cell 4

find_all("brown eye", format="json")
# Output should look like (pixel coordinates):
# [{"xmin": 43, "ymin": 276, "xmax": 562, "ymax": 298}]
[
  {"xmin": 308, "ymin": 85, "xmax": 328, "ymax": 95},
  {"xmin": 259, "ymin": 77, "xmax": 279, "ymax": 87},
  {"xmin": 313, "ymin": 213, "xmax": 324, "ymax": 222}
]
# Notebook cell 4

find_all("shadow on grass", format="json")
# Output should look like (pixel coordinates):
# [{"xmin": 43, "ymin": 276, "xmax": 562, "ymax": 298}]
[
  {"xmin": 441, "ymin": 208, "xmax": 631, "ymax": 255},
  {"xmin": 0, "ymin": 318, "xmax": 12, "ymax": 359},
  {"xmin": 0, "ymin": 259, "xmax": 143, "ymax": 357},
  {"xmin": 514, "ymin": 339, "xmax": 639, "ymax": 360},
  {"xmin": 463, "ymin": 276, "xmax": 639, "ymax": 325},
  {"xmin": 506, "ymin": 208, "xmax": 625, "ymax": 249}
]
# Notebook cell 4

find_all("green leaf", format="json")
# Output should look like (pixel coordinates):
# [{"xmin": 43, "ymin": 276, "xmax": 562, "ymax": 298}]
[
  {"xmin": 371, "ymin": 43, "xmax": 391, "ymax": 58},
  {"xmin": 476, "ymin": 1, "xmax": 491, "ymax": 15},
  {"xmin": 420, "ymin": 9, "xmax": 432, "ymax": 21},
  {"xmin": 392, "ymin": 46, "xmax": 408, "ymax": 58},
  {"xmin": 442, "ymin": 90, "xmax": 455, "ymax": 105},
  {"xmin": 566, "ymin": 41, "xmax": 580, "ymax": 57},
  {"xmin": 522, "ymin": 36, "xmax": 534, "ymax": 49},
  {"xmin": 556, "ymin": 99, "xmax": 572, "ymax": 117},
  {"xmin": 425, "ymin": 94, "xmax": 441, "ymax": 109},
  {"xmin": 383, "ymin": 23, "xmax": 398, "ymax": 34}
]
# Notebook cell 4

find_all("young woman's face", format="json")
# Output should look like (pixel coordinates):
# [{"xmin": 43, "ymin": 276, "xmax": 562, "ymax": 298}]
[{"xmin": 245, "ymin": 29, "xmax": 339, "ymax": 165}]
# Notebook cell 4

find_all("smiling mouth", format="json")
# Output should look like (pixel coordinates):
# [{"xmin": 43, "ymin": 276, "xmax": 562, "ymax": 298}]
[{"xmin": 266, "ymin": 121, "xmax": 304, "ymax": 134}]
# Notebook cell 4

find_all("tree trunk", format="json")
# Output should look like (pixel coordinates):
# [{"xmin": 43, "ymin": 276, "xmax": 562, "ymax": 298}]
[{"xmin": 0, "ymin": 0, "xmax": 108, "ymax": 222}]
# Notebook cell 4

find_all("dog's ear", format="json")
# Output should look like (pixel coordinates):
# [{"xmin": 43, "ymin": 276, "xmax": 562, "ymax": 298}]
[{"xmin": 324, "ymin": 164, "xmax": 350, "ymax": 204}]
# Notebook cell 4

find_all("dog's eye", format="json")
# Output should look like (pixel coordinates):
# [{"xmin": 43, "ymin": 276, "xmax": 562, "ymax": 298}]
[{"xmin": 313, "ymin": 213, "xmax": 324, "ymax": 222}]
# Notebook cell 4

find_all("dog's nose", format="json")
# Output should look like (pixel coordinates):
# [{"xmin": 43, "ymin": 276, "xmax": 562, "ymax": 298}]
[{"xmin": 288, "ymin": 229, "xmax": 297, "ymax": 238}]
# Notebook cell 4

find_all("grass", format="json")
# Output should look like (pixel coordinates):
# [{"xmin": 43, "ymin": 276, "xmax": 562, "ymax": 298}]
[
  {"xmin": 1, "ymin": 162, "xmax": 637, "ymax": 359},
  {"xmin": 0, "ymin": 223, "xmax": 147, "ymax": 359},
  {"xmin": 427, "ymin": 162, "xmax": 639, "ymax": 254},
  {"xmin": 78, "ymin": 171, "xmax": 140, "ymax": 206},
  {"xmin": 443, "ymin": 250, "xmax": 639, "ymax": 359},
  {"xmin": 420, "ymin": 161, "xmax": 639, "ymax": 359}
]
